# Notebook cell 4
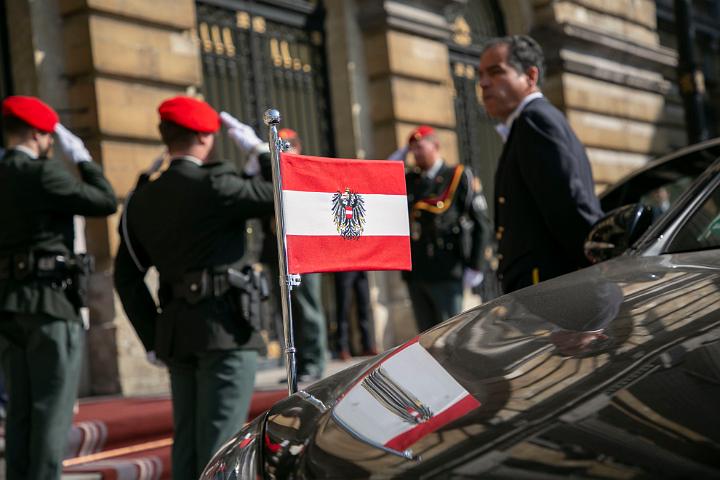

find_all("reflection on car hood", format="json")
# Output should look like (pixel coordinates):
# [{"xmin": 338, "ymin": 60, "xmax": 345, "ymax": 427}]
[{"xmin": 262, "ymin": 251, "xmax": 720, "ymax": 479}]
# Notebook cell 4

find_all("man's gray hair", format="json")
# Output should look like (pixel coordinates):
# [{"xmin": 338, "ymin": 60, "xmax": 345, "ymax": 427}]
[{"xmin": 481, "ymin": 35, "xmax": 545, "ymax": 87}]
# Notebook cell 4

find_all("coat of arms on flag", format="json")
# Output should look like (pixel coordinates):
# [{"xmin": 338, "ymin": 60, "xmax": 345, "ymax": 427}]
[{"xmin": 331, "ymin": 188, "xmax": 366, "ymax": 239}]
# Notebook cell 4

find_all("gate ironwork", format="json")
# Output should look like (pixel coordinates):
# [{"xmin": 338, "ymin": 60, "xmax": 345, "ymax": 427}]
[
  {"xmin": 448, "ymin": 1, "xmax": 505, "ymax": 218},
  {"xmin": 196, "ymin": 0, "xmax": 334, "ymax": 165}
]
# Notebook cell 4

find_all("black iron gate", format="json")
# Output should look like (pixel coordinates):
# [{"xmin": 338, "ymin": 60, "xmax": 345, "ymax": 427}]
[
  {"xmin": 196, "ymin": 0, "xmax": 334, "ymax": 165},
  {"xmin": 0, "ymin": 0, "xmax": 13, "ymax": 148},
  {"xmin": 448, "ymin": 2, "xmax": 505, "ymax": 218}
]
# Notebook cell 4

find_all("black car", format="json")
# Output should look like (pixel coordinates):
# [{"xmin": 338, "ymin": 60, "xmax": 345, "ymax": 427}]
[{"xmin": 202, "ymin": 150, "xmax": 720, "ymax": 479}]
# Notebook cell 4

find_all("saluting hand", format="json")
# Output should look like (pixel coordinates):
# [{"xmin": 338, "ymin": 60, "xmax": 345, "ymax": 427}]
[
  {"xmin": 387, "ymin": 145, "xmax": 408, "ymax": 162},
  {"xmin": 143, "ymin": 151, "xmax": 167, "ymax": 176},
  {"xmin": 220, "ymin": 111, "xmax": 263, "ymax": 153},
  {"xmin": 54, "ymin": 123, "xmax": 92, "ymax": 164}
]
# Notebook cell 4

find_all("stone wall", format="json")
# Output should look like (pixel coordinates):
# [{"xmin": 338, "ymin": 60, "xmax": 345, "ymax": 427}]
[{"xmin": 526, "ymin": 0, "xmax": 681, "ymax": 190}]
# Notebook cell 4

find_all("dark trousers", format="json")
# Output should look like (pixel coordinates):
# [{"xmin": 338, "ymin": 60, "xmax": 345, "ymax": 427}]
[
  {"xmin": 334, "ymin": 271, "xmax": 373, "ymax": 353},
  {"xmin": 0, "ymin": 312, "xmax": 83, "ymax": 480},
  {"xmin": 406, "ymin": 279, "xmax": 463, "ymax": 333},
  {"xmin": 168, "ymin": 349, "xmax": 257, "ymax": 480},
  {"xmin": 292, "ymin": 273, "xmax": 327, "ymax": 377}
]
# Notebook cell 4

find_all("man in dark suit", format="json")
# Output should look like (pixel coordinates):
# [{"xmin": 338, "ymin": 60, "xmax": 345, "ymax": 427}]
[
  {"xmin": 114, "ymin": 97, "xmax": 274, "ymax": 479},
  {"xmin": 0, "ymin": 95, "xmax": 117, "ymax": 479},
  {"xmin": 478, "ymin": 35, "xmax": 603, "ymax": 293},
  {"xmin": 404, "ymin": 126, "xmax": 489, "ymax": 332}
]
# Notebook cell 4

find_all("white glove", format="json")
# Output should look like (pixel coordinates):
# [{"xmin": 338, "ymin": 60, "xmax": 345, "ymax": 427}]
[
  {"xmin": 387, "ymin": 145, "xmax": 408, "ymax": 161},
  {"xmin": 242, "ymin": 142, "xmax": 269, "ymax": 176},
  {"xmin": 143, "ymin": 151, "xmax": 167, "ymax": 176},
  {"xmin": 54, "ymin": 123, "xmax": 92, "ymax": 164},
  {"xmin": 147, "ymin": 351, "xmax": 166, "ymax": 368},
  {"xmin": 220, "ymin": 111, "xmax": 263, "ymax": 153},
  {"xmin": 463, "ymin": 268, "xmax": 484, "ymax": 290}
]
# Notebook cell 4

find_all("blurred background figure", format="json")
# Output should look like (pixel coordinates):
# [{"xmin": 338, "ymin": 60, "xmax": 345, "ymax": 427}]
[
  {"xmin": 403, "ymin": 125, "xmax": 489, "ymax": 333},
  {"xmin": 334, "ymin": 271, "xmax": 376, "ymax": 360}
]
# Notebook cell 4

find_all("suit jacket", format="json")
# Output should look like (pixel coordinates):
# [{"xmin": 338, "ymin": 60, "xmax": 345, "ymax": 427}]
[
  {"xmin": 494, "ymin": 97, "xmax": 603, "ymax": 292},
  {"xmin": 0, "ymin": 149, "xmax": 117, "ymax": 322},
  {"xmin": 114, "ymin": 158, "xmax": 274, "ymax": 360},
  {"xmin": 405, "ymin": 162, "xmax": 489, "ymax": 282}
]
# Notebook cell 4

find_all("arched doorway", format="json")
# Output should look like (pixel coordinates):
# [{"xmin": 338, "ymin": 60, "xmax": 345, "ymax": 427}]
[{"xmin": 447, "ymin": 1, "xmax": 505, "ymax": 218}]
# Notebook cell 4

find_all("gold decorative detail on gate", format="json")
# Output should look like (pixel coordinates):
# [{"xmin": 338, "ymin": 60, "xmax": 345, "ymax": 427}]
[
  {"xmin": 452, "ymin": 16, "xmax": 472, "ymax": 47},
  {"xmin": 280, "ymin": 40, "xmax": 292, "ymax": 69},
  {"xmin": 236, "ymin": 11, "xmax": 250, "ymax": 29},
  {"xmin": 270, "ymin": 38, "xmax": 282, "ymax": 67},
  {"xmin": 465, "ymin": 64, "xmax": 475, "ymax": 79},
  {"xmin": 311, "ymin": 31, "xmax": 322, "ymax": 46},
  {"xmin": 199, "ymin": 23, "xmax": 212, "ymax": 53},
  {"xmin": 210, "ymin": 25, "xmax": 224, "ymax": 55},
  {"xmin": 223, "ymin": 27, "xmax": 236, "ymax": 57},
  {"xmin": 454, "ymin": 62, "xmax": 465, "ymax": 77},
  {"xmin": 252, "ymin": 16, "xmax": 266, "ymax": 33}
]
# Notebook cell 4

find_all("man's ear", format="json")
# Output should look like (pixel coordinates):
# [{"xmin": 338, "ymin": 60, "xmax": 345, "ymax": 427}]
[
  {"xmin": 526, "ymin": 66, "xmax": 540, "ymax": 89},
  {"xmin": 197, "ymin": 132, "xmax": 213, "ymax": 146}
]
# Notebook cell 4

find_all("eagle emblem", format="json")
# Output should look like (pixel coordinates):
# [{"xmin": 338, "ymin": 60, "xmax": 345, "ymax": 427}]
[{"xmin": 331, "ymin": 188, "xmax": 366, "ymax": 240}]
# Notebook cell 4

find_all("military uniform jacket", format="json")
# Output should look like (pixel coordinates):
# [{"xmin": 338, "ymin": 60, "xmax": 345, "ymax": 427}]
[
  {"xmin": 0, "ymin": 149, "xmax": 117, "ymax": 321},
  {"xmin": 114, "ymin": 158, "xmax": 274, "ymax": 361},
  {"xmin": 405, "ymin": 161, "xmax": 488, "ymax": 282},
  {"xmin": 494, "ymin": 97, "xmax": 603, "ymax": 291}
]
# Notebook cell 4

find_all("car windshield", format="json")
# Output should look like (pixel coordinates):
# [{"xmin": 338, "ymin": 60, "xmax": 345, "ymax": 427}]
[
  {"xmin": 667, "ymin": 179, "xmax": 720, "ymax": 253},
  {"xmin": 601, "ymin": 143, "xmax": 720, "ymax": 218}
]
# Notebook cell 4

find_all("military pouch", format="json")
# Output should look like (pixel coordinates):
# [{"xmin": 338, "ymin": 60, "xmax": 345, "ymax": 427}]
[
  {"xmin": 13, "ymin": 252, "xmax": 34, "ymax": 280},
  {"xmin": 178, "ymin": 270, "xmax": 212, "ymax": 305}
]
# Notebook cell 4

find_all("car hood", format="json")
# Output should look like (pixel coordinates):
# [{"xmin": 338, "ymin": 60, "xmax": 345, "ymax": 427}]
[{"xmin": 261, "ymin": 251, "xmax": 720, "ymax": 478}]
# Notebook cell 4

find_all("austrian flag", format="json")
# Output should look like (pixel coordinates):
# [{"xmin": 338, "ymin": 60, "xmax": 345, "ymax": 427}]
[{"xmin": 280, "ymin": 153, "xmax": 412, "ymax": 274}]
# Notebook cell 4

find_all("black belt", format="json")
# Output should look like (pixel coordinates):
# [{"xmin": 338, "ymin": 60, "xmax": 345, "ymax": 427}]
[
  {"xmin": 166, "ymin": 265, "xmax": 267, "ymax": 306},
  {"xmin": 170, "ymin": 268, "xmax": 232, "ymax": 305}
]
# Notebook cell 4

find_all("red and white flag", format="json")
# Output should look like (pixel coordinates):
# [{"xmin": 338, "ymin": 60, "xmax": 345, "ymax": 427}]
[{"xmin": 280, "ymin": 152, "xmax": 411, "ymax": 274}]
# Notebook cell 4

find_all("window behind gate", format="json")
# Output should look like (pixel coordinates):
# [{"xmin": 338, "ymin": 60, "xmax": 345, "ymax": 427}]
[
  {"xmin": 196, "ymin": 0, "xmax": 334, "ymax": 165},
  {"xmin": 448, "ymin": 2, "xmax": 505, "ymax": 218}
]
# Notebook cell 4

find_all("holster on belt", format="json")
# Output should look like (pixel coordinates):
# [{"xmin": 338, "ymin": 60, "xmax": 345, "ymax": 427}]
[{"xmin": 170, "ymin": 265, "xmax": 270, "ymax": 331}]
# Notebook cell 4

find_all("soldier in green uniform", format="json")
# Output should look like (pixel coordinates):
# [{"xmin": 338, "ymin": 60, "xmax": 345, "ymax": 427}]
[
  {"xmin": 403, "ymin": 125, "xmax": 490, "ymax": 332},
  {"xmin": 114, "ymin": 97, "xmax": 274, "ymax": 479},
  {"xmin": 0, "ymin": 95, "xmax": 117, "ymax": 480},
  {"xmin": 221, "ymin": 118, "xmax": 328, "ymax": 382}
]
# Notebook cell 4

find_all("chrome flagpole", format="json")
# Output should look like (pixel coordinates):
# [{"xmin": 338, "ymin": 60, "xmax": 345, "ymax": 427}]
[{"xmin": 263, "ymin": 108, "xmax": 299, "ymax": 395}]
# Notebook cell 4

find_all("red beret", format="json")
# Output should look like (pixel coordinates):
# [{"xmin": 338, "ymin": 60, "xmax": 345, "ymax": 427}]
[
  {"xmin": 408, "ymin": 125, "xmax": 435, "ymax": 144},
  {"xmin": 278, "ymin": 128, "xmax": 299, "ymax": 141},
  {"xmin": 158, "ymin": 96, "xmax": 220, "ymax": 133},
  {"xmin": 2, "ymin": 95, "xmax": 59, "ymax": 132}
]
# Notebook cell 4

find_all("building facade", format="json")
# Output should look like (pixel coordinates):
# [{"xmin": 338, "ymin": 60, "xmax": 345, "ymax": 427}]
[{"xmin": 0, "ymin": 0, "xmax": 718, "ymax": 395}]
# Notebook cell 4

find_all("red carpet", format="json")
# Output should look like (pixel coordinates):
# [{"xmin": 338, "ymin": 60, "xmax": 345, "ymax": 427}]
[{"xmin": 62, "ymin": 389, "xmax": 287, "ymax": 479}]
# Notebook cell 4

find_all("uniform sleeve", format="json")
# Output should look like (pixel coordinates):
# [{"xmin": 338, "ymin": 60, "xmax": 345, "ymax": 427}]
[
  {"xmin": 40, "ymin": 159, "xmax": 118, "ymax": 216},
  {"xmin": 113, "ymin": 200, "xmax": 157, "ymax": 352},
  {"xmin": 460, "ymin": 168, "xmax": 491, "ymax": 270},
  {"xmin": 212, "ymin": 168, "xmax": 275, "ymax": 218},
  {"xmin": 515, "ymin": 114, "xmax": 600, "ymax": 266}
]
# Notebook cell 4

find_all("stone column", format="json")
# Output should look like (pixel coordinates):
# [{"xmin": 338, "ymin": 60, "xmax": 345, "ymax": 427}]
[
  {"xmin": 525, "ymin": 0, "xmax": 680, "ymax": 190},
  {"xmin": 348, "ymin": 0, "xmax": 461, "ymax": 347},
  {"xmin": 58, "ymin": 0, "xmax": 202, "ymax": 395}
]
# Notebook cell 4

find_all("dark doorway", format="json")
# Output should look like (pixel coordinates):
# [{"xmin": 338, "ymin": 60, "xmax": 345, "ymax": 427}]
[
  {"xmin": 196, "ymin": 0, "xmax": 335, "ymax": 164},
  {"xmin": 447, "ymin": 1, "xmax": 505, "ymax": 219}
]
